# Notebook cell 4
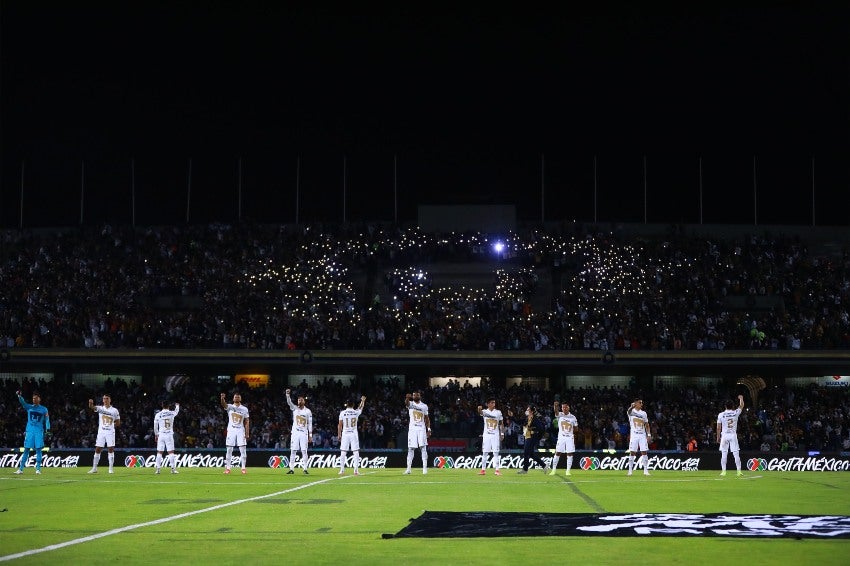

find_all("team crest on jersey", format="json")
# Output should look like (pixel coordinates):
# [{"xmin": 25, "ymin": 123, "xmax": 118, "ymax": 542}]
[
  {"xmin": 124, "ymin": 455, "xmax": 145, "ymax": 468},
  {"xmin": 433, "ymin": 456, "xmax": 453, "ymax": 469}
]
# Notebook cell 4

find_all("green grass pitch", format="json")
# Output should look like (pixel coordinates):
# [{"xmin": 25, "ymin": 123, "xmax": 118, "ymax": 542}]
[{"xmin": 2, "ymin": 467, "xmax": 849, "ymax": 565}]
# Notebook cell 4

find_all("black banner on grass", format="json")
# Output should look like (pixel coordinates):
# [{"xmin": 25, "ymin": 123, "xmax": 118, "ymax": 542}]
[{"xmin": 387, "ymin": 511, "xmax": 850, "ymax": 538}]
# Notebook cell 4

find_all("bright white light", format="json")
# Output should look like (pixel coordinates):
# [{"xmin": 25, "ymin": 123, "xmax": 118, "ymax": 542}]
[{"xmin": 493, "ymin": 242, "xmax": 505, "ymax": 254}]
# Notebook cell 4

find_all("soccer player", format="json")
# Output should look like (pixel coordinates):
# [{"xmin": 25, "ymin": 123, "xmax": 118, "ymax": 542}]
[
  {"xmin": 550, "ymin": 400, "xmax": 578, "ymax": 476},
  {"xmin": 88, "ymin": 394, "xmax": 121, "ymax": 474},
  {"xmin": 626, "ymin": 398, "xmax": 651, "ymax": 476},
  {"xmin": 154, "ymin": 400, "xmax": 181, "ymax": 474},
  {"xmin": 717, "ymin": 394, "xmax": 745, "ymax": 477},
  {"xmin": 14, "ymin": 390, "xmax": 50, "ymax": 475},
  {"xmin": 477, "ymin": 398, "xmax": 504, "ymax": 476},
  {"xmin": 404, "ymin": 391, "xmax": 431, "ymax": 475},
  {"xmin": 220, "ymin": 392, "xmax": 249, "ymax": 474},
  {"xmin": 285, "ymin": 388, "xmax": 313, "ymax": 474},
  {"xmin": 338, "ymin": 395, "xmax": 366, "ymax": 475}
]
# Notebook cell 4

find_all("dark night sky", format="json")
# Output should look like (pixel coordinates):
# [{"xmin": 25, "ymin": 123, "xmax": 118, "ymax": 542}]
[{"xmin": 1, "ymin": 3, "xmax": 848, "ymax": 227}]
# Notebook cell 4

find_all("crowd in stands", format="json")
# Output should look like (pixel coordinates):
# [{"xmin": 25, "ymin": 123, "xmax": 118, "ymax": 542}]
[
  {"xmin": 1, "ymin": 221, "xmax": 849, "ymax": 352},
  {"xmin": 2, "ymin": 376, "xmax": 848, "ymax": 454}
]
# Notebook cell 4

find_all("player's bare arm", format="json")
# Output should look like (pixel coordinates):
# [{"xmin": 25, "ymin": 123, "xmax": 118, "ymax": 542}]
[
  {"xmin": 358, "ymin": 396, "xmax": 366, "ymax": 411},
  {"xmin": 87, "ymin": 399, "xmax": 94, "ymax": 411},
  {"xmin": 405, "ymin": 393, "xmax": 412, "ymax": 408},
  {"xmin": 738, "ymin": 394, "xmax": 744, "ymax": 409},
  {"xmin": 244, "ymin": 418, "xmax": 249, "ymax": 440},
  {"xmin": 477, "ymin": 405, "xmax": 483, "ymax": 416},
  {"xmin": 425, "ymin": 415, "xmax": 432, "ymax": 437},
  {"xmin": 220, "ymin": 393, "xmax": 228, "ymax": 410}
]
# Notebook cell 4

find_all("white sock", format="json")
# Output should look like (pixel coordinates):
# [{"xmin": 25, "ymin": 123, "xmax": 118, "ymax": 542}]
[
  {"xmin": 340, "ymin": 451, "xmax": 348, "ymax": 471},
  {"xmin": 107, "ymin": 452, "xmax": 114, "ymax": 470},
  {"xmin": 720, "ymin": 452, "xmax": 728, "ymax": 471},
  {"xmin": 420, "ymin": 447, "xmax": 428, "ymax": 470},
  {"xmin": 226, "ymin": 447, "xmax": 234, "ymax": 469},
  {"xmin": 239, "ymin": 446, "xmax": 247, "ymax": 469},
  {"xmin": 733, "ymin": 452, "xmax": 741, "ymax": 472},
  {"xmin": 92, "ymin": 452, "xmax": 101, "ymax": 469},
  {"xmin": 551, "ymin": 455, "xmax": 560, "ymax": 470},
  {"xmin": 493, "ymin": 452, "xmax": 500, "ymax": 470},
  {"xmin": 353, "ymin": 451, "xmax": 360, "ymax": 472},
  {"xmin": 628, "ymin": 454, "xmax": 635, "ymax": 472},
  {"xmin": 155, "ymin": 453, "xmax": 163, "ymax": 470},
  {"xmin": 481, "ymin": 453, "xmax": 490, "ymax": 470},
  {"xmin": 406, "ymin": 449, "xmax": 414, "ymax": 470},
  {"xmin": 566, "ymin": 455, "xmax": 573, "ymax": 470}
]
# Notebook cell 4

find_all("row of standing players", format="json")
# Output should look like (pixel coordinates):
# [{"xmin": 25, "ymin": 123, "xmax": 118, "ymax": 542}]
[{"xmin": 12, "ymin": 391, "xmax": 746, "ymax": 477}]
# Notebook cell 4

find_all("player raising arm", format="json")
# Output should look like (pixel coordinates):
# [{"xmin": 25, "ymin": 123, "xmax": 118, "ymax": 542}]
[
  {"xmin": 717, "ymin": 394, "xmax": 745, "ymax": 477},
  {"xmin": 14, "ymin": 390, "xmax": 50, "ymax": 475},
  {"xmin": 550, "ymin": 400, "xmax": 578, "ymax": 476},
  {"xmin": 221, "ymin": 393, "xmax": 249, "ymax": 475},
  {"xmin": 338, "ymin": 395, "xmax": 366, "ymax": 475},
  {"xmin": 404, "ymin": 391, "xmax": 431, "ymax": 475},
  {"xmin": 286, "ymin": 388, "xmax": 313, "ymax": 474}
]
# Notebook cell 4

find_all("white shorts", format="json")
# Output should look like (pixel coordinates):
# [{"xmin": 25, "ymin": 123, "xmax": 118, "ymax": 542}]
[
  {"xmin": 340, "ymin": 431, "xmax": 360, "ymax": 451},
  {"xmin": 629, "ymin": 434, "xmax": 649, "ymax": 453},
  {"xmin": 556, "ymin": 436, "xmax": 576, "ymax": 454},
  {"xmin": 482, "ymin": 433, "xmax": 501, "ymax": 454},
  {"xmin": 157, "ymin": 435, "xmax": 176, "ymax": 452},
  {"xmin": 226, "ymin": 428, "xmax": 246, "ymax": 447},
  {"xmin": 719, "ymin": 433, "xmax": 740, "ymax": 453},
  {"xmin": 291, "ymin": 431, "xmax": 309, "ymax": 453},
  {"xmin": 95, "ymin": 430, "xmax": 116, "ymax": 448},
  {"xmin": 408, "ymin": 428, "xmax": 428, "ymax": 449}
]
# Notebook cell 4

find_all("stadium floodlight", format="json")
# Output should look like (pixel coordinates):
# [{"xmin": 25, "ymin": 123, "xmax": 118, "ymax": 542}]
[{"xmin": 492, "ymin": 241, "xmax": 505, "ymax": 254}]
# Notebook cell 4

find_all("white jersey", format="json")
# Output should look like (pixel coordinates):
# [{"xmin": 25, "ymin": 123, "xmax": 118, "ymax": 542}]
[
  {"xmin": 287, "ymin": 397, "xmax": 313, "ymax": 435},
  {"xmin": 481, "ymin": 409, "xmax": 503, "ymax": 437},
  {"xmin": 627, "ymin": 407, "xmax": 649, "ymax": 436},
  {"xmin": 555, "ymin": 412, "xmax": 578, "ymax": 440},
  {"xmin": 95, "ymin": 406, "xmax": 120, "ymax": 432},
  {"xmin": 408, "ymin": 401, "xmax": 429, "ymax": 431},
  {"xmin": 717, "ymin": 407, "xmax": 742, "ymax": 436},
  {"xmin": 225, "ymin": 404, "xmax": 249, "ymax": 431},
  {"xmin": 154, "ymin": 405, "xmax": 180, "ymax": 437},
  {"xmin": 339, "ymin": 408, "xmax": 362, "ymax": 434}
]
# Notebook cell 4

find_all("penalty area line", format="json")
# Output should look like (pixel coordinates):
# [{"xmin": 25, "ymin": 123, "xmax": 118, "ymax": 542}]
[{"xmin": 0, "ymin": 475, "xmax": 346, "ymax": 562}]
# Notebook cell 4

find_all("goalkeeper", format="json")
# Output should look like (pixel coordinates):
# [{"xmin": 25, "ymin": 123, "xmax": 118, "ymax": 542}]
[{"xmin": 15, "ymin": 390, "xmax": 51, "ymax": 475}]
